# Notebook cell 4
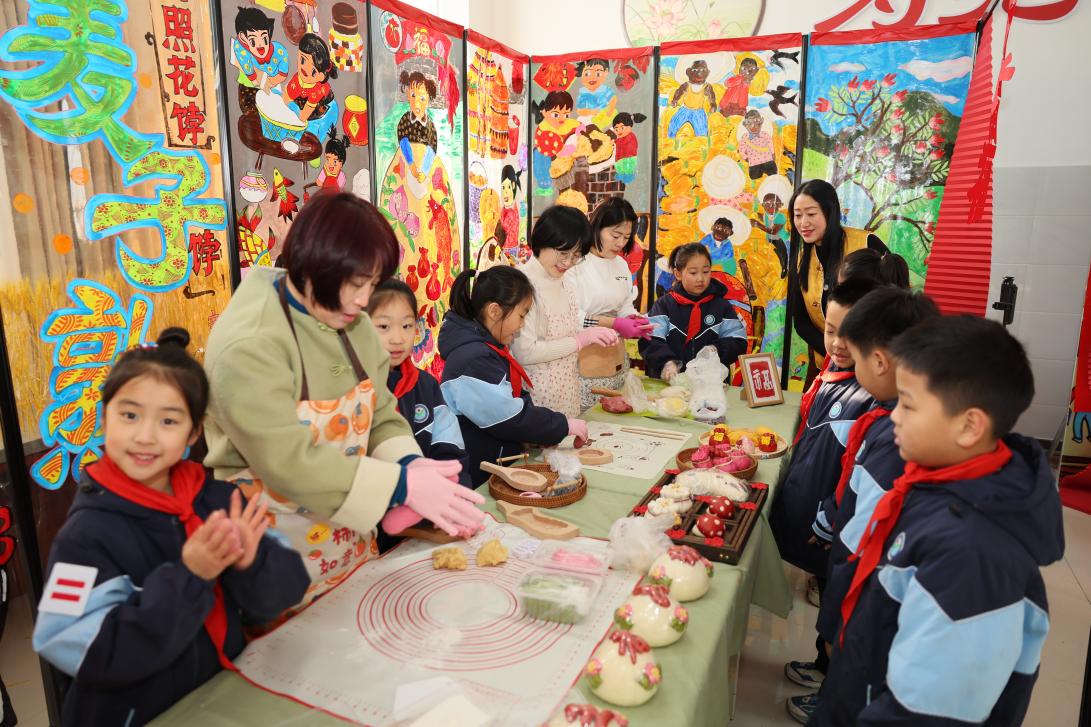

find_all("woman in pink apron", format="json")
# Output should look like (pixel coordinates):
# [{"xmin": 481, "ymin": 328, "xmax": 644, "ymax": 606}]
[{"xmin": 203, "ymin": 193, "xmax": 484, "ymax": 609}]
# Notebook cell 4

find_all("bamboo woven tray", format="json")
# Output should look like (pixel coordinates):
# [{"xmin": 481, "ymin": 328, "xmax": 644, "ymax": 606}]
[
  {"xmin": 629, "ymin": 472, "xmax": 768, "ymax": 565},
  {"xmin": 676, "ymin": 448, "xmax": 759, "ymax": 480},
  {"xmin": 487, "ymin": 462, "xmax": 587, "ymax": 509}
]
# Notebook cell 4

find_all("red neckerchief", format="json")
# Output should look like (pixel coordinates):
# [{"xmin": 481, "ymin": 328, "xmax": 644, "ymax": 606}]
[
  {"xmin": 669, "ymin": 290, "xmax": 714, "ymax": 343},
  {"xmin": 85, "ymin": 455, "xmax": 237, "ymax": 672},
  {"xmin": 839, "ymin": 441, "xmax": 1013, "ymax": 646},
  {"xmin": 834, "ymin": 407, "xmax": 893, "ymax": 507},
  {"xmin": 393, "ymin": 358, "xmax": 420, "ymax": 400},
  {"xmin": 794, "ymin": 356, "xmax": 855, "ymax": 445},
  {"xmin": 485, "ymin": 343, "xmax": 533, "ymax": 397}
]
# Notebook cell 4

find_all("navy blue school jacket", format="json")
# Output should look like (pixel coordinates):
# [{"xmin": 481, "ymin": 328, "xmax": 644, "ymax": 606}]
[
  {"xmin": 812, "ymin": 435, "xmax": 1064, "ymax": 727},
  {"xmin": 388, "ymin": 365, "xmax": 472, "ymax": 488},
  {"xmin": 770, "ymin": 369, "xmax": 874, "ymax": 576},
  {"xmin": 639, "ymin": 278, "xmax": 747, "ymax": 379},
  {"xmin": 438, "ymin": 312, "xmax": 569, "ymax": 487},
  {"xmin": 33, "ymin": 473, "xmax": 309, "ymax": 727},
  {"xmin": 815, "ymin": 405, "xmax": 901, "ymax": 646}
]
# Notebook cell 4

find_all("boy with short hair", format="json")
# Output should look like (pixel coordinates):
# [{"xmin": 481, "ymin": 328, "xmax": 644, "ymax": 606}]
[
  {"xmin": 788, "ymin": 287, "xmax": 939, "ymax": 722},
  {"xmin": 772, "ymin": 278, "xmax": 878, "ymax": 701},
  {"xmin": 813, "ymin": 315, "xmax": 1063, "ymax": 726}
]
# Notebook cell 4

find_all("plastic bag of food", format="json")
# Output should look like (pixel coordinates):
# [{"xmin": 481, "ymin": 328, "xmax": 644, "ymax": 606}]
[
  {"xmin": 686, "ymin": 345, "xmax": 730, "ymax": 423},
  {"xmin": 608, "ymin": 513, "xmax": 674, "ymax": 573},
  {"xmin": 545, "ymin": 449, "xmax": 582, "ymax": 483},
  {"xmin": 622, "ymin": 371, "xmax": 654, "ymax": 415}
]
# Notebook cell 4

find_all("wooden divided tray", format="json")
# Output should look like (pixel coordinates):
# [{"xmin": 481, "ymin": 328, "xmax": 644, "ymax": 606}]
[
  {"xmin": 628, "ymin": 472, "xmax": 768, "ymax": 565},
  {"xmin": 487, "ymin": 461, "xmax": 587, "ymax": 509}
]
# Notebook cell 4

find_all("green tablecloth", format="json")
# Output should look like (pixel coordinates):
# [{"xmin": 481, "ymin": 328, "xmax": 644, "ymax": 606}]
[{"xmin": 154, "ymin": 389, "xmax": 800, "ymax": 727}]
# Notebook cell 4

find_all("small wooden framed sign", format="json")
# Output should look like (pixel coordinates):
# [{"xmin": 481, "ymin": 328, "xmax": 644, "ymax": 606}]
[{"xmin": 739, "ymin": 352, "xmax": 784, "ymax": 407}]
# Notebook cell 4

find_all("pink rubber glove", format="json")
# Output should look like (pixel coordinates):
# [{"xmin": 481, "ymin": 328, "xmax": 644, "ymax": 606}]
[
  {"xmin": 408, "ymin": 457, "xmax": 461, "ymax": 484},
  {"xmin": 575, "ymin": 326, "xmax": 620, "ymax": 350},
  {"xmin": 568, "ymin": 418, "xmax": 589, "ymax": 447},
  {"xmin": 383, "ymin": 463, "xmax": 486, "ymax": 537},
  {"xmin": 612, "ymin": 315, "xmax": 654, "ymax": 340}
]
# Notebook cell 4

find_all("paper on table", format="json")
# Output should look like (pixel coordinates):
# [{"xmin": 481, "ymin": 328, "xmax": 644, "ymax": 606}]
[
  {"xmin": 556, "ymin": 421, "xmax": 690, "ymax": 480},
  {"xmin": 235, "ymin": 521, "xmax": 638, "ymax": 726}
]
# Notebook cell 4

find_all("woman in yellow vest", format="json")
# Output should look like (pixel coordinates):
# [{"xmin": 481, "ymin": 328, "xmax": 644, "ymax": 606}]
[{"xmin": 789, "ymin": 179, "xmax": 888, "ymax": 383}]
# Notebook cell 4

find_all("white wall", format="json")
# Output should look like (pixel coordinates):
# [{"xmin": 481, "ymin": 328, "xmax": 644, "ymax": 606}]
[{"xmin": 467, "ymin": 0, "xmax": 1091, "ymax": 438}]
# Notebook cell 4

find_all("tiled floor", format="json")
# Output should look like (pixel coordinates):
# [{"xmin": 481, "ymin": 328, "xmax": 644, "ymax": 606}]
[{"xmin": 3, "ymin": 509, "xmax": 1090, "ymax": 725}]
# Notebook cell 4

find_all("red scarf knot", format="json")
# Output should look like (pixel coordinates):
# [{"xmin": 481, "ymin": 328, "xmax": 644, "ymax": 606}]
[
  {"xmin": 669, "ymin": 290, "xmax": 714, "ymax": 343},
  {"xmin": 393, "ymin": 358, "xmax": 420, "ymax": 400},
  {"xmin": 85, "ymin": 455, "xmax": 238, "ymax": 672},
  {"xmin": 838, "ymin": 441, "xmax": 1013, "ymax": 646},
  {"xmin": 834, "ymin": 407, "xmax": 893, "ymax": 507},
  {"xmin": 794, "ymin": 355, "xmax": 855, "ymax": 445},
  {"xmin": 485, "ymin": 343, "xmax": 533, "ymax": 398}
]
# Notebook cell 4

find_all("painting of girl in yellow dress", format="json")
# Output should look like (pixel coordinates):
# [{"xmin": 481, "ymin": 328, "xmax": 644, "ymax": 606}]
[{"xmin": 370, "ymin": 7, "xmax": 464, "ymax": 378}]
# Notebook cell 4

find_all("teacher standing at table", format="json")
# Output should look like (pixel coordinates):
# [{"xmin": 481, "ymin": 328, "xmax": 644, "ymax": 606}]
[
  {"xmin": 789, "ymin": 179, "xmax": 887, "ymax": 383},
  {"xmin": 203, "ymin": 193, "xmax": 484, "ymax": 608},
  {"xmin": 566, "ymin": 197, "xmax": 653, "ymax": 410}
]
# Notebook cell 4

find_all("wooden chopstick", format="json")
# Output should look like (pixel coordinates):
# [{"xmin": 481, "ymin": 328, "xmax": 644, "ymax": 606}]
[{"xmin": 619, "ymin": 426, "xmax": 690, "ymax": 441}]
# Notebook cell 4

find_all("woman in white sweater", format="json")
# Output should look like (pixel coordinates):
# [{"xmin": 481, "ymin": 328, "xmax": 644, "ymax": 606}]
[
  {"xmin": 566, "ymin": 197, "xmax": 653, "ymax": 409},
  {"xmin": 512, "ymin": 206, "xmax": 618, "ymax": 417}
]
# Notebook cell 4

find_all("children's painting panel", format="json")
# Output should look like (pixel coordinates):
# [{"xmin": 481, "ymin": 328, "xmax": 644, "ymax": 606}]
[
  {"xmin": 556, "ymin": 421, "xmax": 691, "ymax": 481},
  {"xmin": 0, "ymin": 0, "xmax": 231, "ymax": 558},
  {"xmin": 656, "ymin": 36, "xmax": 802, "ymax": 366},
  {"xmin": 528, "ymin": 48, "xmax": 656, "ymax": 233},
  {"xmin": 235, "ymin": 522, "xmax": 637, "ymax": 725},
  {"xmin": 369, "ymin": 0, "xmax": 465, "ymax": 378},
  {"xmin": 466, "ymin": 34, "xmax": 531, "ymax": 269},
  {"xmin": 216, "ymin": 0, "xmax": 372, "ymax": 273}
]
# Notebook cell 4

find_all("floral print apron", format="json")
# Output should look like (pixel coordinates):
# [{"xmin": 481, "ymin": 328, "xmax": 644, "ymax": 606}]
[{"xmin": 231, "ymin": 285, "xmax": 379, "ymax": 609}]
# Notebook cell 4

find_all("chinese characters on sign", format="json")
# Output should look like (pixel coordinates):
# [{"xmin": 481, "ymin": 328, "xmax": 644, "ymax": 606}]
[{"xmin": 151, "ymin": 0, "xmax": 211, "ymax": 148}]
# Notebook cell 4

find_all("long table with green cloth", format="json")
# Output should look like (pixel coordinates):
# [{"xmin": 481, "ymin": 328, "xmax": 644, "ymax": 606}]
[{"xmin": 154, "ymin": 388, "xmax": 801, "ymax": 726}]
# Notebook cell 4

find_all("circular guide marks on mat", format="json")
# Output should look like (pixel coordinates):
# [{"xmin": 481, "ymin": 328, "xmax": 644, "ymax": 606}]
[{"xmin": 357, "ymin": 557, "xmax": 573, "ymax": 671}]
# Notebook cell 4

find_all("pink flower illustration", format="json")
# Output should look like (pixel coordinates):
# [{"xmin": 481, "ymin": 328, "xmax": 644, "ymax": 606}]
[
  {"xmin": 862, "ymin": 79, "xmax": 876, "ymax": 91},
  {"xmin": 924, "ymin": 189, "xmax": 938, "ymax": 199},
  {"xmin": 883, "ymin": 73, "xmax": 897, "ymax": 86},
  {"xmin": 892, "ymin": 108, "xmax": 905, "ymax": 120},
  {"xmin": 645, "ymin": 0, "xmax": 686, "ymax": 37},
  {"xmin": 930, "ymin": 148, "xmax": 945, "ymax": 160},
  {"xmin": 815, "ymin": 98, "xmax": 831, "ymax": 113},
  {"xmin": 929, "ymin": 114, "xmax": 946, "ymax": 130},
  {"xmin": 847, "ymin": 76, "xmax": 859, "ymax": 90},
  {"xmin": 893, "ymin": 90, "xmax": 908, "ymax": 103}
]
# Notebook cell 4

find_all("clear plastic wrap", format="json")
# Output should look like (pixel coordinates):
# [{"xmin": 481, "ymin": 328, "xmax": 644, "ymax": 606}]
[
  {"xmin": 672, "ymin": 469, "xmax": 751, "ymax": 502},
  {"xmin": 607, "ymin": 513, "xmax": 674, "ymax": 573},
  {"xmin": 621, "ymin": 371, "xmax": 654, "ymax": 415},
  {"xmin": 545, "ymin": 449, "xmax": 583, "ymax": 483},
  {"xmin": 686, "ymin": 345, "xmax": 730, "ymax": 423}
]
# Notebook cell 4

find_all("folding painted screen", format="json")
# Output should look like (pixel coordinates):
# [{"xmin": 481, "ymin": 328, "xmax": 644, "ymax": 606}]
[
  {"xmin": 0, "ymin": 0, "xmax": 231, "ymax": 592},
  {"xmin": 370, "ymin": 0, "xmax": 464, "ymax": 378},
  {"xmin": 657, "ymin": 34, "xmax": 803, "ymax": 363},
  {"xmin": 791, "ymin": 23, "xmax": 977, "ymax": 388},
  {"xmin": 529, "ymin": 46, "xmax": 657, "ymax": 306},
  {"xmin": 465, "ymin": 31, "xmax": 530, "ymax": 267},
  {"xmin": 216, "ymin": 0, "xmax": 373, "ymax": 273}
]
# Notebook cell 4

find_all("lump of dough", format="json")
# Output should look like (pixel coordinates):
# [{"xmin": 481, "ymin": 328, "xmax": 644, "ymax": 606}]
[
  {"xmin": 475, "ymin": 538, "xmax": 508, "ymax": 567},
  {"xmin": 432, "ymin": 546, "xmax": 467, "ymax": 570}
]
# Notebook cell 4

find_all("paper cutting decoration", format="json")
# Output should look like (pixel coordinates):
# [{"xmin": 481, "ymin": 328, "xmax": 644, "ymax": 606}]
[
  {"xmin": 370, "ymin": 0, "xmax": 464, "ymax": 378},
  {"xmin": 624, "ymin": 0, "xmax": 764, "ymax": 46},
  {"xmin": 656, "ymin": 35, "xmax": 802, "ymax": 362},
  {"xmin": 217, "ymin": 2, "xmax": 372, "ymax": 273},
  {"xmin": 466, "ymin": 32, "xmax": 530, "ymax": 266}
]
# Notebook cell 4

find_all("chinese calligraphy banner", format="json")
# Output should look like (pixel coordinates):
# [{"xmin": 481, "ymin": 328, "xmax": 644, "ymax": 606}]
[
  {"xmin": 215, "ymin": 0, "xmax": 373, "ymax": 273},
  {"xmin": 657, "ymin": 34, "xmax": 803, "ymax": 365},
  {"xmin": 0, "ymin": 0, "xmax": 230, "ymax": 571},
  {"xmin": 465, "ymin": 30, "xmax": 531, "ymax": 267},
  {"xmin": 370, "ymin": 0, "xmax": 465, "ymax": 378}
]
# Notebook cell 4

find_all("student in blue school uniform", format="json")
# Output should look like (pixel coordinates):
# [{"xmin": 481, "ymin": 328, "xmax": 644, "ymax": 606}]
[
  {"xmin": 639, "ymin": 242, "xmax": 747, "ymax": 381},
  {"xmin": 813, "ymin": 315, "xmax": 1064, "ymax": 726},
  {"xmin": 438, "ymin": 266, "xmax": 587, "ymax": 487},
  {"xmin": 368, "ymin": 279, "xmax": 471, "ymax": 489},
  {"xmin": 33, "ymin": 328, "xmax": 309, "ymax": 727},
  {"xmin": 785, "ymin": 286, "xmax": 940, "ymax": 723},
  {"xmin": 770, "ymin": 278, "xmax": 879, "ymax": 693}
]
